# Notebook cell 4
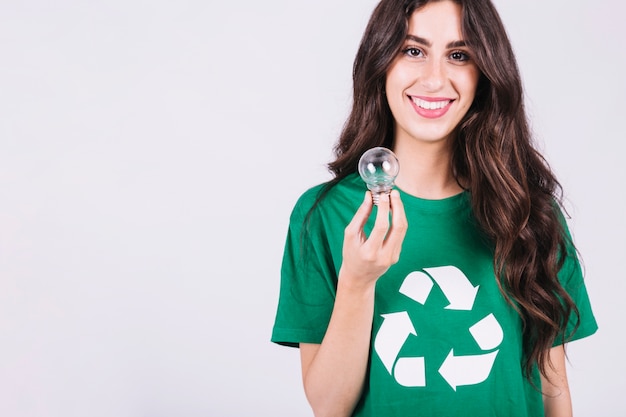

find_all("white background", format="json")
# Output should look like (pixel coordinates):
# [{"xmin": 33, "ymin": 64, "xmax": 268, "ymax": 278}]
[{"xmin": 0, "ymin": 0, "xmax": 623, "ymax": 416}]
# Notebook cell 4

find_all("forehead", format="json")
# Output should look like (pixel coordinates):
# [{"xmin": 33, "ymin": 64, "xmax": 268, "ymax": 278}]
[{"xmin": 407, "ymin": 1, "xmax": 464, "ymax": 42}]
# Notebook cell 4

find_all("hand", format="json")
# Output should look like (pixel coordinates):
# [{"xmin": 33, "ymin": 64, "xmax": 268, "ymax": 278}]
[{"xmin": 339, "ymin": 190, "xmax": 407, "ymax": 289}]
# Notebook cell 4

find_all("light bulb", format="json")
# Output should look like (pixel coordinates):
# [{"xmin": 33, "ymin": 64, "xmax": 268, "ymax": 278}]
[{"xmin": 357, "ymin": 146, "xmax": 400, "ymax": 205}]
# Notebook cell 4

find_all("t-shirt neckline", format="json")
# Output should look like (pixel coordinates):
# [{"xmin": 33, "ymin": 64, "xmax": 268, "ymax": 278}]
[{"xmin": 395, "ymin": 186, "xmax": 469, "ymax": 214}]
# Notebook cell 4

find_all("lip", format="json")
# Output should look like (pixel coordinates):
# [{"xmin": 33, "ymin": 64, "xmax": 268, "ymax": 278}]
[{"xmin": 409, "ymin": 95, "xmax": 454, "ymax": 119}]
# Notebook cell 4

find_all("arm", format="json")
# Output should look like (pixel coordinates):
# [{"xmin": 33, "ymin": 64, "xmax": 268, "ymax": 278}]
[
  {"xmin": 300, "ymin": 191, "xmax": 407, "ymax": 417},
  {"xmin": 541, "ymin": 344, "xmax": 573, "ymax": 417}
]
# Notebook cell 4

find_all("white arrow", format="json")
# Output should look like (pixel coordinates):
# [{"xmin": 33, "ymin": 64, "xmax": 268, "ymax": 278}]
[
  {"xmin": 469, "ymin": 313, "xmax": 504, "ymax": 350},
  {"xmin": 394, "ymin": 356, "xmax": 426, "ymax": 387},
  {"xmin": 399, "ymin": 271, "xmax": 434, "ymax": 305},
  {"xmin": 424, "ymin": 266, "xmax": 479, "ymax": 310},
  {"xmin": 374, "ymin": 312, "xmax": 416, "ymax": 374},
  {"xmin": 438, "ymin": 349, "xmax": 499, "ymax": 391}
]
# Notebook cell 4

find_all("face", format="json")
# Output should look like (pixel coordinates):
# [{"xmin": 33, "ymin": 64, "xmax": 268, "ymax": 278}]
[{"xmin": 385, "ymin": 1, "xmax": 480, "ymax": 147}]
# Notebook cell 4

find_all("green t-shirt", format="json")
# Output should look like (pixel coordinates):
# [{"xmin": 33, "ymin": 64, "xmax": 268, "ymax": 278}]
[{"xmin": 271, "ymin": 173, "xmax": 598, "ymax": 417}]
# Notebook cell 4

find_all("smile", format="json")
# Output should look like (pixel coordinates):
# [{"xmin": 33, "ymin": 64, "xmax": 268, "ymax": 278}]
[
  {"xmin": 409, "ymin": 96, "xmax": 454, "ymax": 119},
  {"xmin": 411, "ymin": 97, "xmax": 453, "ymax": 110}
]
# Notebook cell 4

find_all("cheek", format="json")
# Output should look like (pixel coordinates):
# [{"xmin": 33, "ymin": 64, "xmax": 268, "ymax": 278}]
[
  {"xmin": 454, "ymin": 75, "xmax": 479, "ymax": 111},
  {"xmin": 463, "ymin": 68, "xmax": 481, "ymax": 98},
  {"xmin": 385, "ymin": 61, "xmax": 413, "ymax": 95},
  {"xmin": 385, "ymin": 71, "xmax": 405, "ymax": 114},
  {"xmin": 385, "ymin": 72, "xmax": 398, "ymax": 96}
]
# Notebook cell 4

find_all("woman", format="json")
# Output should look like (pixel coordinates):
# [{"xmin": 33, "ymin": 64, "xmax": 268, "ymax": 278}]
[{"xmin": 271, "ymin": 0, "xmax": 597, "ymax": 416}]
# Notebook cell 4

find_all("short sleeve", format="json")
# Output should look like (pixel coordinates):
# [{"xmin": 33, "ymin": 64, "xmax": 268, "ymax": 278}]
[
  {"xmin": 271, "ymin": 189, "xmax": 338, "ymax": 347},
  {"xmin": 553, "ymin": 210, "xmax": 598, "ymax": 346}
]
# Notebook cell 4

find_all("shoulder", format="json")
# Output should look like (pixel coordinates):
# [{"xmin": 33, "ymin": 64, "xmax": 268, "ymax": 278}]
[
  {"xmin": 288, "ymin": 183, "xmax": 328, "ymax": 225},
  {"xmin": 290, "ymin": 173, "xmax": 365, "ymax": 220}
]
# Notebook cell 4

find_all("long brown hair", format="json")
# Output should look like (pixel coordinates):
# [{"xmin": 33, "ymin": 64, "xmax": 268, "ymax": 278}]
[{"xmin": 320, "ymin": 0, "xmax": 579, "ymax": 380}]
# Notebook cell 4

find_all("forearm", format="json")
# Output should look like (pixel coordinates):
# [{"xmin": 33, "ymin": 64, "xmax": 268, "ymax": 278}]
[
  {"xmin": 541, "ymin": 345, "xmax": 572, "ymax": 417},
  {"xmin": 302, "ymin": 279, "xmax": 376, "ymax": 417},
  {"xmin": 543, "ymin": 393, "xmax": 572, "ymax": 417}
]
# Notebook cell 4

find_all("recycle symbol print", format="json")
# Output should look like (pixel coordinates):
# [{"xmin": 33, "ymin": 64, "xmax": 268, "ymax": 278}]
[{"xmin": 374, "ymin": 265, "xmax": 504, "ymax": 390}]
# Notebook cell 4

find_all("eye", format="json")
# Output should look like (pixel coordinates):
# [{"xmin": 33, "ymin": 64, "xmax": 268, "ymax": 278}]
[
  {"xmin": 450, "ymin": 50, "xmax": 470, "ymax": 62},
  {"xmin": 402, "ymin": 47, "xmax": 423, "ymax": 58}
]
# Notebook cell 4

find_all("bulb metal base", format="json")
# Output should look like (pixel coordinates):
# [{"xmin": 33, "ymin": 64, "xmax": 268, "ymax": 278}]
[{"xmin": 371, "ymin": 190, "xmax": 391, "ymax": 205}]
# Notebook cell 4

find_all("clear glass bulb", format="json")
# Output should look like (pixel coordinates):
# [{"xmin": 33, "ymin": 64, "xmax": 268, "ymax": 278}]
[{"xmin": 358, "ymin": 147, "xmax": 400, "ymax": 205}]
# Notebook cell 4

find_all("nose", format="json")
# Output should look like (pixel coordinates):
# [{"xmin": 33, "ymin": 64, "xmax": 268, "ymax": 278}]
[{"xmin": 419, "ymin": 58, "xmax": 445, "ymax": 92}]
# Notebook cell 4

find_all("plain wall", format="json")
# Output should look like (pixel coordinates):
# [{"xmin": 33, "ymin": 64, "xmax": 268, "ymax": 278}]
[{"xmin": 0, "ymin": 0, "xmax": 623, "ymax": 415}]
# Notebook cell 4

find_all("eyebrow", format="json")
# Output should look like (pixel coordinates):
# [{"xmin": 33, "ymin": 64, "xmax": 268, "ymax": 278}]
[{"xmin": 406, "ymin": 34, "xmax": 467, "ymax": 49}]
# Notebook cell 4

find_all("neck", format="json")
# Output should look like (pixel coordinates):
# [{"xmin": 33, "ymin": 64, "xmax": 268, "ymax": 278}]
[{"xmin": 392, "ymin": 139, "xmax": 462, "ymax": 199}]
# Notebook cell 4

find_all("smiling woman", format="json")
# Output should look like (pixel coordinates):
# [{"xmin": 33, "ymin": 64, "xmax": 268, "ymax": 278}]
[{"xmin": 270, "ymin": 0, "xmax": 598, "ymax": 416}]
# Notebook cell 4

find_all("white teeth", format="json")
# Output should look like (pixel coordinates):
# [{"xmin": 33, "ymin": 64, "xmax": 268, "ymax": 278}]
[{"xmin": 412, "ymin": 97, "xmax": 451, "ymax": 110}]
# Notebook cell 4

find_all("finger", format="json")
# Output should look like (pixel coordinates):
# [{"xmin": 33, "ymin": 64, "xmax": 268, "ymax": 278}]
[
  {"xmin": 344, "ymin": 191, "xmax": 373, "ymax": 238},
  {"xmin": 367, "ymin": 192, "xmax": 391, "ymax": 243},
  {"xmin": 385, "ymin": 190, "xmax": 408, "ymax": 250},
  {"xmin": 381, "ymin": 191, "xmax": 407, "ymax": 265}
]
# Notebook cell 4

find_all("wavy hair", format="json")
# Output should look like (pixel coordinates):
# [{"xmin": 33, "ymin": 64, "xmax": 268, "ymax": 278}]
[{"xmin": 318, "ymin": 0, "xmax": 579, "ymax": 381}]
